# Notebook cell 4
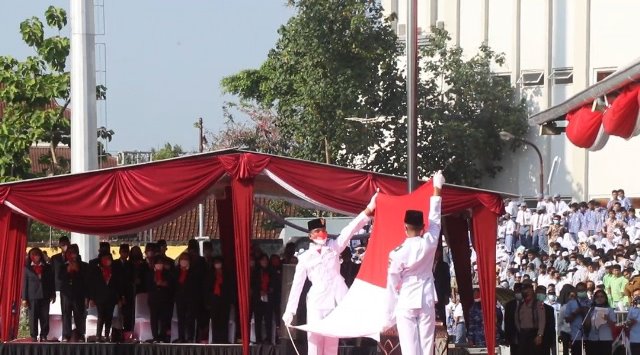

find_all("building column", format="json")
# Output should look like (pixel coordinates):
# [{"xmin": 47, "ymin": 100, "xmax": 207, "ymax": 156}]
[{"xmin": 443, "ymin": 0, "xmax": 461, "ymax": 46}]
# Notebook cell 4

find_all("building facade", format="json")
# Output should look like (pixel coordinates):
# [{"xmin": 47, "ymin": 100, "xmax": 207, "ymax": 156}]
[{"xmin": 383, "ymin": 0, "xmax": 640, "ymax": 201}]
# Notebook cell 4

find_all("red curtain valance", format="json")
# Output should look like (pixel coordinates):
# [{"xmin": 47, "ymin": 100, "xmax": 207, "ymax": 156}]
[{"xmin": 566, "ymin": 106, "xmax": 606, "ymax": 149}]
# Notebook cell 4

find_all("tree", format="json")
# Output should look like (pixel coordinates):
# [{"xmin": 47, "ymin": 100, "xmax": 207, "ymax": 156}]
[
  {"xmin": 367, "ymin": 28, "xmax": 529, "ymax": 185},
  {"xmin": 0, "ymin": 6, "xmax": 70, "ymax": 181},
  {"xmin": 221, "ymin": 0, "xmax": 405, "ymax": 165},
  {"xmin": 151, "ymin": 143, "xmax": 184, "ymax": 161},
  {"xmin": 208, "ymin": 102, "xmax": 289, "ymax": 154},
  {"xmin": 0, "ymin": 6, "xmax": 111, "ymax": 181}
]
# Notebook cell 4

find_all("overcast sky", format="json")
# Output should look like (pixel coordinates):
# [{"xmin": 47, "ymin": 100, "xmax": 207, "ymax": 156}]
[{"xmin": 0, "ymin": 1, "xmax": 294, "ymax": 153}]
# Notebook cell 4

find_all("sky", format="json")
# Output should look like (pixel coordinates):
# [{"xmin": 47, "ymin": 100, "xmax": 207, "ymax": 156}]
[{"xmin": 0, "ymin": 1, "xmax": 295, "ymax": 153}]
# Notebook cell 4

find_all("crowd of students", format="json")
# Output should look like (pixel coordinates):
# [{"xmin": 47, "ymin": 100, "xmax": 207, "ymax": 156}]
[{"xmin": 444, "ymin": 189, "xmax": 640, "ymax": 355}]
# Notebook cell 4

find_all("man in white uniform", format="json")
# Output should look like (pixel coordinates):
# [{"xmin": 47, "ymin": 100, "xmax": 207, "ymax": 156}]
[
  {"xmin": 282, "ymin": 194, "xmax": 377, "ymax": 355},
  {"xmin": 387, "ymin": 171, "xmax": 444, "ymax": 355}
]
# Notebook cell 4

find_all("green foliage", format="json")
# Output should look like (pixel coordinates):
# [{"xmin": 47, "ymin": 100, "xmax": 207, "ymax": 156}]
[
  {"xmin": 0, "ymin": 6, "xmax": 111, "ymax": 181},
  {"xmin": 29, "ymin": 219, "xmax": 66, "ymax": 244},
  {"xmin": 0, "ymin": 7, "xmax": 71, "ymax": 181},
  {"xmin": 221, "ymin": 0, "xmax": 405, "ymax": 164},
  {"xmin": 152, "ymin": 143, "xmax": 184, "ymax": 161},
  {"xmin": 368, "ymin": 28, "xmax": 529, "ymax": 185},
  {"xmin": 220, "ymin": 3, "xmax": 528, "ymax": 186}
]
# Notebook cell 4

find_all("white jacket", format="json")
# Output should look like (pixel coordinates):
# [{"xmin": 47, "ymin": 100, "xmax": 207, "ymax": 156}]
[
  {"xmin": 284, "ymin": 212, "xmax": 370, "ymax": 314},
  {"xmin": 388, "ymin": 196, "xmax": 442, "ymax": 310}
]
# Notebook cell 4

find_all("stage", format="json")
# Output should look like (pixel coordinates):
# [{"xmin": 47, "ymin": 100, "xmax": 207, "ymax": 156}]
[{"xmin": 0, "ymin": 342, "xmax": 378, "ymax": 355}]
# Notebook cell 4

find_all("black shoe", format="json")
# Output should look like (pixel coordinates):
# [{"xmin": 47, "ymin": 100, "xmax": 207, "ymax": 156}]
[
  {"xmin": 31, "ymin": 337, "xmax": 38, "ymax": 342},
  {"xmin": 39, "ymin": 337, "xmax": 47, "ymax": 342}
]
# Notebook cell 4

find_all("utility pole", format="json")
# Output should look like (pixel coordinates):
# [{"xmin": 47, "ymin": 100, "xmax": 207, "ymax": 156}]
[
  {"xmin": 197, "ymin": 117, "xmax": 204, "ymax": 239},
  {"xmin": 407, "ymin": 0, "xmax": 418, "ymax": 192}
]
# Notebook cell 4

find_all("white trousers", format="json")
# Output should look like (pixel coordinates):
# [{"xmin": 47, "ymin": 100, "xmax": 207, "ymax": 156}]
[
  {"xmin": 395, "ymin": 306, "xmax": 435, "ymax": 355},
  {"xmin": 307, "ymin": 307, "xmax": 339, "ymax": 355}
]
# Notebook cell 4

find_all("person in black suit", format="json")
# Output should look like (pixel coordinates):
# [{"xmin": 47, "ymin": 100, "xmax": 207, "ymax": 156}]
[
  {"xmin": 89, "ymin": 252, "xmax": 123, "ymax": 342},
  {"xmin": 185, "ymin": 238, "xmax": 209, "ymax": 342},
  {"xmin": 504, "ymin": 283, "xmax": 523, "ymax": 354},
  {"xmin": 113, "ymin": 244, "xmax": 134, "ymax": 337},
  {"xmin": 146, "ymin": 250, "xmax": 174, "ymax": 343},
  {"xmin": 433, "ymin": 247, "xmax": 452, "ymax": 323},
  {"xmin": 58, "ymin": 244, "xmax": 89, "ymax": 342},
  {"xmin": 89, "ymin": 242, "xmax": 111, "ymax": 268},
  {"xmin": 49, "ymin": 235, "xmax": 70, "ymax": 293},
  {"xmin": 252, "ymin": 254, "xmax": 275, "ymax": 344},
  {"xmin": 22, "ymin": 247, "xmax": 55, "ymax": 342},
  {"xmin": 204, "ymin": 256, "xmax": 231, "ymax": 344},
  {"xmin": 173, "ymin": 252, "xmax": 200, "ymax": 343},
  {"xmin": 536, "ymin": 286, "xmax": 556, "ymax": 355}
]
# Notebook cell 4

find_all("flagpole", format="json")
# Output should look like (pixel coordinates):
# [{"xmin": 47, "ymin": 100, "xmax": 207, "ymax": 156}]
[{"xmin": 407, "ymin": 0, "xmax": 418, "ymax": 192}]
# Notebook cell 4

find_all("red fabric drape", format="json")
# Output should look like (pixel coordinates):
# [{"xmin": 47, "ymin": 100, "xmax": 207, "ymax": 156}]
[
  {"xmin": 230, "ymin": 179, "xmax": 253, "ymax": 355},
  {"xmin": 0, "ymin": 206, "xmax": 27, "ymax": 340},
  {"xmin": 566, "ymin": 106, "xmax": 605, "ymax": 148},
  {"xmin": 0, "ymin": 156, "xmax": 226, "ymax": 235},
  {"xmin": 265, "ymin": 156, "xmax": 408, "ymax": 214},
  {"xmin": 216, "ymin": 187, "xmax": 236, "ymax": 275},
  {"xmin": 445, "ymin": 215, "xmax": 474, "ymax": 321},
  {"xmin": 602, "ymin": 85, "xmax": 640, "ymax": 138},
  {"xmin": 472, "ymin": 205, "xmax": 498, "ymax": 355}
]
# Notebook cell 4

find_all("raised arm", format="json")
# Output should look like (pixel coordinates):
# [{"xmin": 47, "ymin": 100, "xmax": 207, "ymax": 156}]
[
  {"xmin": 424, "ymin": 171, "xmax": 444, "ymax": 242},
  {"xmin": 334, "ymin": 193, "xmax": 377, "ymax": 252}
]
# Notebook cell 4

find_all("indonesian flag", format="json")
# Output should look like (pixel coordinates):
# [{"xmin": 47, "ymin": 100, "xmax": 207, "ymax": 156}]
[{"xmin": 295, "ymin": 184, "xmax": 434, "ymax": 340}]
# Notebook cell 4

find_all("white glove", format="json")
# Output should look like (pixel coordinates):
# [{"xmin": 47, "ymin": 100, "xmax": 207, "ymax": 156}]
[
  {"xmin": 432, "ymin": 170, "xmax": 445, "ymax": 189},
  {"xmin": 282, "ymin": 312, "xmax": 294, "ymax": 326},
  {"xmin": 367, "ymin": 192, "xmax": 378, "ymax": 211}
]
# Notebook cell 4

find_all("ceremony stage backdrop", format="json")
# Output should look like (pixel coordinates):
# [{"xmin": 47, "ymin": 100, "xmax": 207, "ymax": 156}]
[{"xmin": 0, "ymin": 149, "xmax": 503, "ymax": 355}]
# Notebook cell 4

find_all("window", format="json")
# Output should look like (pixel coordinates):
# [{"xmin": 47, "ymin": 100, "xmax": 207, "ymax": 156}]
[
  {"xmin": 397, "ymin": 24, "xmax": 406, "ymax": 37},
  {"xmin": 492, "ymin": 73, "xmax": 512, "ymax": 86},
  {"xmin": 595, "ymin": 68, "xmax": 616, "ymax": 83},
  {"xmin": 551, "ymin": 68, "xmax": 573, "ymax": 85},
  {"xmin": 520, "ymin": 71, "xmax": 545, "ymax": 87}
]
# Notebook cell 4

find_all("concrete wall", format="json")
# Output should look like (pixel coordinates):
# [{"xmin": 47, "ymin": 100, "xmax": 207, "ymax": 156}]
[{"xmin": 384, "ymin": 0, "xmax": 640, "ymax": 201}]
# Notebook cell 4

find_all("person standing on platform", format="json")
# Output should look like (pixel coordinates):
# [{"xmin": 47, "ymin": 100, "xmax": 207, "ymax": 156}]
[
  {"xmin": 252, "ymin": 254, "xmax": 275, "ymax": 344},
  {"xmin": 89, "ymin": 252, "xmax": 123, "ymax": 342},
  {"xmin": 514, "ymin": 283, "xmax": 546, "ymax": 355},
  {"xmin": 204, "ymin": 256, "xmax": 231, "ymax": 343},
  {"xmin": 387, "ymin": 171, "xmax": 444, "ymax": 355},
  {"xmin": 173, "ymin": 252, "xmax": 200, "ymax": 343},
  {"xmin": 58, "ymin": 244, "xmax": 88, "ymax": 342},
  {"xmin": 114, "ymin": 244, "xmax": 134, "ymax": 339},
  {"xmin": 22, "ymin": 247, "xmax": 55, "ymax": 342},
  {"xmin": 50, "ymin": 235, "xmax": 70, "ymax": 293},
  {"xmin": 282, "ymin": 192, "xmax": 378, "ymax": 355},
  {"xmin": 146, "ymin": 251, "xmax": 174, "ymax": 343}
]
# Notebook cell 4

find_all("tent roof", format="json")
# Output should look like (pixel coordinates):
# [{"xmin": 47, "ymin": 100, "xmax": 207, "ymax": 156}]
[{"xmin": 0, "ymin": 147, "xmax": 516, "ymax": 205}]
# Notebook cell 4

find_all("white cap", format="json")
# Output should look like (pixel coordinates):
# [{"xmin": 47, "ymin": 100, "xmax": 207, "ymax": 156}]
[
  {"xmin": 561, "ymin": 251, "xmax": 569, "ymax": 257},
  {"xmin": 595, "ymin": 280, "xmax": 604, "ymax": 286},
  {"xmin": 515, "ymin": 272, "xmax": 522, "ymax": 277}
]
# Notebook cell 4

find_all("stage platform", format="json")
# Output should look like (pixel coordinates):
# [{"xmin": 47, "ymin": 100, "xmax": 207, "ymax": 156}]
[{"xmin": 0, "ymin": 342, "xmax": 378, "ymax": 355}]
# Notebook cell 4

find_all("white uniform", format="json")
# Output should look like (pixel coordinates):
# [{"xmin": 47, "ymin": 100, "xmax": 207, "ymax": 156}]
[
  {"xmin": 284, "ymin": 212, "xmax": 370, "ymax": 355},
  {"xmin": 388, "ymin": 196, "xmax": 442, "ymax": 355}
]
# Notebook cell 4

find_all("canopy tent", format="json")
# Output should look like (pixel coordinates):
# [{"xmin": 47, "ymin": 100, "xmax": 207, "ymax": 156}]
[
  {"xmin": 0, "ymin": 149, "xmax": 504, "ymax": 354},
  {"xmin": 529, "ymin": 57, "xmax": 640, "ymax": 150}
]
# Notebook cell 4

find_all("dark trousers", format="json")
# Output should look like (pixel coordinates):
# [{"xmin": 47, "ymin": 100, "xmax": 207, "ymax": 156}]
[
  {"xmin": 28, "ymin": 298, "xmax": 50, "ymax": 340},
  {"xmin": 560, "ymin": 331, "xmax": 571, "ymax": 355},
  {"xmin": 96, "ymin": 301, "xmax": 116, "ymax": 337},
  {"xmin": 176, "ymin": 299, "xmax": 197, "ymax": 342},
  {"xmin": 122, "ymin": 293, "xmax": 134, "ymax": 332},
  {"xmin": 61, "ymin": 294, "xmax": 86, "ymax": 339},
  {"xmin": 209, "ymin": 298, "xmax": 230, "ymax": 344},
  {"xmin": 585, "ymin": 340, "xmax": 612, "ymax": 355},
  {"xmin": 254, "ymin": 300, "xmax": 273, "ymax": 344},
  {"xmin": 517, "ymin": 329, "xmax": 541, "ymax": 355},
  {"xmin": 149, "ymin": 290, "xmax": 172, "ymax": 341},
  {"xmin": 196, "ymin": 302, "xmax": 209, "ymax": 342},
  {"xmin": 631, "ymin": 342, "xmax": 640, "ymax": 355},
  {"xmin": 571, "ymin": 340, "xmax": 585, "ymax": 355}
]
